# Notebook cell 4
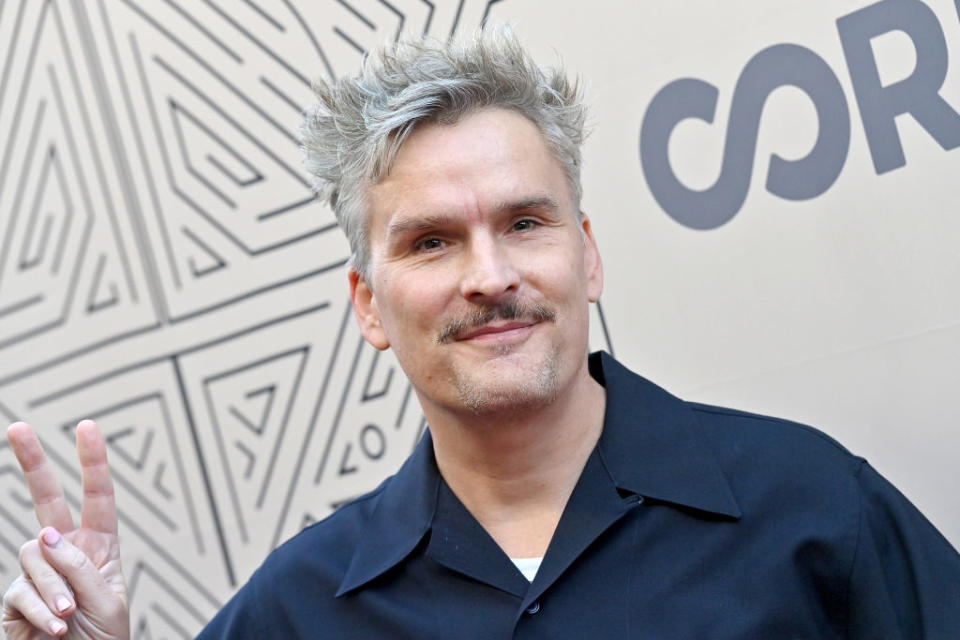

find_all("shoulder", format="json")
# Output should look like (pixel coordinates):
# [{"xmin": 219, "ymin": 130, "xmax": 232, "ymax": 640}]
[
  {"xmin": 684, "ymin": 402, "xmax": 867, "ymax": 530},
  {"xmin": 688, "ymin": 401, "xmax": 864, "ymax": 477},
  {"xmin": 598, "ymin": 351, "xmax": 864, "ymax": 485},
  {"xmin": 598, "ymin": 351, "xmax": 867, "ymax": 512},
  {"xmin": 258, "ymin": 479, "xmax": 390, "ymax": 583},
  {"xmin": 670, "ymin": 403, "xmax": 960, "ymax": 632},
  {"xmin": 197, "ymin": 480, "xmax": 394, "ymax": 638}
]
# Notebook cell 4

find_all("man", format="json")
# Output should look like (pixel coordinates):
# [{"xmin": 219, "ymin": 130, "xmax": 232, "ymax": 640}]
[{"xmin": 3, "ymin": 30, "xmax": 959, "ymax": 639}]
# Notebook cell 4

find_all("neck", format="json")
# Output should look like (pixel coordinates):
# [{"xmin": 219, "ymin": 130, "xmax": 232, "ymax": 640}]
[{"xmin": 424, "ymin": 360, "xmax": 606, "ymax": 558}]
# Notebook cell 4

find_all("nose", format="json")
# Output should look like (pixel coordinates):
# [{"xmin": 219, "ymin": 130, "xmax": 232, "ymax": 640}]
[{"xmin": 458, "ymin": 231, "xmax": 520, "ymax": 304}]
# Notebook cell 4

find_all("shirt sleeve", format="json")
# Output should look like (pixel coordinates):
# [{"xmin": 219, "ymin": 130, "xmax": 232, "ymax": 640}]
[
  {"xmin": 846, "ymin": 461, "xmax": 960, "ymax": 638},
  {"xmin": 194, "ymin": 566, "xmax": 267, "ymax": 640}
]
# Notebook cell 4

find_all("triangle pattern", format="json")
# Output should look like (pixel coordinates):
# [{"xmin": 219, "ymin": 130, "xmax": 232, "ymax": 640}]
[
  {"xmin": 181, "ymin": 226, "xmax": 226, "ymax": 278},
  {"xmin": 104, "ymin": 424, "xmax": 154, "ymax": 471},
  {"xmin": 85, "ymin": 252, "xmax": 121, "ymax": 313},
  {"xmin": 16, "ymin": 144, "xmax": 72, "ymax": 276},
  {"xmin": 169, "ymin": 99, "xmax": 262, "ymax": 193},
  {"xmin": 227, "ymin": 384, "xmax": 275, "ymax": 436},
  {"xmin": 60, "ymin": 396, "xmax": 200, "ymax": 550},
  {"xmin": 204, "ymin": 348, "xmax": 307, "ymax": 522}
]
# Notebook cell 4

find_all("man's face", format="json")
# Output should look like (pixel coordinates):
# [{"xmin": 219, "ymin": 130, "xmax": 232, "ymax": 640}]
[{"xmin": 349, "ymin": 108, "xmax": 603, "ymax": 417}]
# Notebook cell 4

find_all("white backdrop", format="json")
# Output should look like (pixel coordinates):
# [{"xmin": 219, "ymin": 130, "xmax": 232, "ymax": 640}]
[
  {"xmin": 509, "ymin": 0, "xmax": 960, "ymax": 554},
  {"xmin": 0, "ymin": 0, "xmax": 956, "ymax": 636}
]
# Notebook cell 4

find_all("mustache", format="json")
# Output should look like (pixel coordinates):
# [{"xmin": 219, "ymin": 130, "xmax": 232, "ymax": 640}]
[{"xmin": 436, "ymin": 300, "xmax": 557, "ymax": 344}]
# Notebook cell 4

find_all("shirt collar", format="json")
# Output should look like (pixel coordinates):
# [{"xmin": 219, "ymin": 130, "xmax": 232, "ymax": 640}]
[
  {"xmin": 335, "ymin": 433, "xmax": 440, "ymax": 596},
  {"xmin": 336, "ymin": 351, "xmax": 741, "ymax": 596},
  {"xmin": 590, "ymin": 351, "xmax": 741, "ymax": 518}
]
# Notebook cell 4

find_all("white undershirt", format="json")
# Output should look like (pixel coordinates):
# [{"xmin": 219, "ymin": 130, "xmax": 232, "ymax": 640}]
[{"xmin": 510, "ymin": 556, "xmax": 544, "ymax": 582}]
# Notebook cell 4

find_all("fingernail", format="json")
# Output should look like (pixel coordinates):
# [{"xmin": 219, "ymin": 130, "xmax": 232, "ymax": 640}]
[
  {"xmin": 49, "ymin": 619, "xmax": 66, "ymax": 635},
  {"xmin": 56, "ymin": 594, "xmax": 72, "ymax": 612},
  {"xmin": 42, "ymin": 528, "xmax": 62, "ymax": 547}
]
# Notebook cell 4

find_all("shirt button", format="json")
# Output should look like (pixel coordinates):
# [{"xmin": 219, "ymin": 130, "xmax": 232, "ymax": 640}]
[{"xmin": 526, "ymin": 602, "xmax": 541, "ymax": 615}]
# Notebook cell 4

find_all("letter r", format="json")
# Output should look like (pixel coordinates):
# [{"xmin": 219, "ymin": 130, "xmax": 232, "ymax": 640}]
[{"xmin": 837, "ymin": 0, "xmax": 960, "ymax": 174}]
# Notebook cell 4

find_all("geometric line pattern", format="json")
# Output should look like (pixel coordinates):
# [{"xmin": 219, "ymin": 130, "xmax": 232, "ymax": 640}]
[{"xmin": 0, "ymin": 1, "xmax": 611, "ymax": 635}]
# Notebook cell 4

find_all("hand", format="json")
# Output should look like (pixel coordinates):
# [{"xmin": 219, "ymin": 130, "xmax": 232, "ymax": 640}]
[{"xmin": 2, "ymin": 421, "xmax": 130, "ymax": 639}]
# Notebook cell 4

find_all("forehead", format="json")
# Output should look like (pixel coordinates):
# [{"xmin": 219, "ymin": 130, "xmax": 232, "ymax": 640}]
[{"xmin": 365, "ymin": 108, "xmax": 571, "ymax": 233}]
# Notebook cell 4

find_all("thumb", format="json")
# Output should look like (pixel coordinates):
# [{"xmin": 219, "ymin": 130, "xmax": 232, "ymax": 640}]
[{"xmin": 38, "ymin": 528, "xmax": 116, "ymax": 611}]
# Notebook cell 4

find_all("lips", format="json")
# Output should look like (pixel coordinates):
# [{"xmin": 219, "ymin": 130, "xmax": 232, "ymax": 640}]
[
  {"xmin": 436, "ymin": 301, "xmax": 557, "ymax": 344},
  {"xmin": 456, "ymin": 321, "xmax": 536, "ymax": 341}
]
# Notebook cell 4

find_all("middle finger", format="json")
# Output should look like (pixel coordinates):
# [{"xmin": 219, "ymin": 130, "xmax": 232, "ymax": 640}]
[{"xmin": 76, "ymin": 420, "xmax": 118, "ymax": 535}]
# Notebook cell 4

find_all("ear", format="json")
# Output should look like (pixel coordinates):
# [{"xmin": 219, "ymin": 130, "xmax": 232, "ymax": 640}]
[
  {"xmin": 580, "ymin": 213, "xmax": 604, "ymax": 303},
  {"xmin": 348, "ymin": 268, "xmax": 390, "ymax": 350}
]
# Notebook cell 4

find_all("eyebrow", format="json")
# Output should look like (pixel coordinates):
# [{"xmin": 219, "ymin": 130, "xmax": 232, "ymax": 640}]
[
  {"xmin": 385, "ymin": 196, "xmax": 561, "ymax": 238},
  {"xmin": 491, "ymin": 195, "xmax": 560, "ymax": 216},
  {"xmin": 386, "ymin": 214, "xmax": 458, "ymax": 238}
]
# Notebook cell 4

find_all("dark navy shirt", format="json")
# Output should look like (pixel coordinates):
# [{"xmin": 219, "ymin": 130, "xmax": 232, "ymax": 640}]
[{"xmin": 198, "ymin": 352, "xmax": 960, "ymax": 639}]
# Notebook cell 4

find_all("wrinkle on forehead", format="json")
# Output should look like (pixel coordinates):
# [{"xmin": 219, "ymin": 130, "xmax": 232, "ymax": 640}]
[
  {"xmin": 385, "ymin": 194, "xmax": 561, "ymax": 239},
  {"xmin": 367, "ymin": 108, "xmax": 573, "ymax": 264}
]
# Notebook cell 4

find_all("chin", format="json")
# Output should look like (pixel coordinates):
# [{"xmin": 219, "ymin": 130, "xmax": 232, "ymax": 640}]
[{"xmin": 452, "ymin": 347, "xmax": 562, "ymax": 415}]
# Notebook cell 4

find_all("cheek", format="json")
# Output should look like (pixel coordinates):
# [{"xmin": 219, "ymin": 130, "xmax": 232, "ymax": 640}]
[
  {"xmin": 377, "ymin": 273, "xmax": 451, "ymax": 334},
  {"xmin": 523, "ymin": 250, "xmax": 587, "ymax": 300}
]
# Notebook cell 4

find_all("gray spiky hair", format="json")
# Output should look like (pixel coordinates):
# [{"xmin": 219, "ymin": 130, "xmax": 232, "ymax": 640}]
[{"xmin": 300, "ymin": 27, "xmax": 587, "ymax": 280}]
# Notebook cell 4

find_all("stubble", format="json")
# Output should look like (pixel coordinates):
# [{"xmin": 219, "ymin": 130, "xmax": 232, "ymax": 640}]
[{"xmin": 436, "ymin": 300, "xmax": 562, "ymax": 415}]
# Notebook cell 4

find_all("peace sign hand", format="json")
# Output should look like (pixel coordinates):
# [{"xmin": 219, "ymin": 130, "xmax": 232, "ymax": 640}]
[{"xmin": 2, "ymin": 421, "xmax": 130, "ymax": 639}]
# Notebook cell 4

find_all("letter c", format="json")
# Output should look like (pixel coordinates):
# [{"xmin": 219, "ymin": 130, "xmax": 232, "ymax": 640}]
[{"xmin": 640, "ymin": 45, "xmax": 851, "ymax": 229}]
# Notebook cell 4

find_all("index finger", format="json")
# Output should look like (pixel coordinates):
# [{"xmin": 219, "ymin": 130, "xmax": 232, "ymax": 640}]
[
  {"xmin": 76, "ymin": 420, "xmax": 118, "ymax": 534},
  {"xmin": 6, "ymin": 422, "xmax": 75, "ymax": 533}
]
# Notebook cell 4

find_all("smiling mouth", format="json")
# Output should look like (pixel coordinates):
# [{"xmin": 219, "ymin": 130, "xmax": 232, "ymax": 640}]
[
  {"xmin": 437, "ymin": 301, "xmax": 556, "ymax": 344},
  {"xmin": 457, "ymin": 321, "xmax": 537, "ymax": 341}
]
